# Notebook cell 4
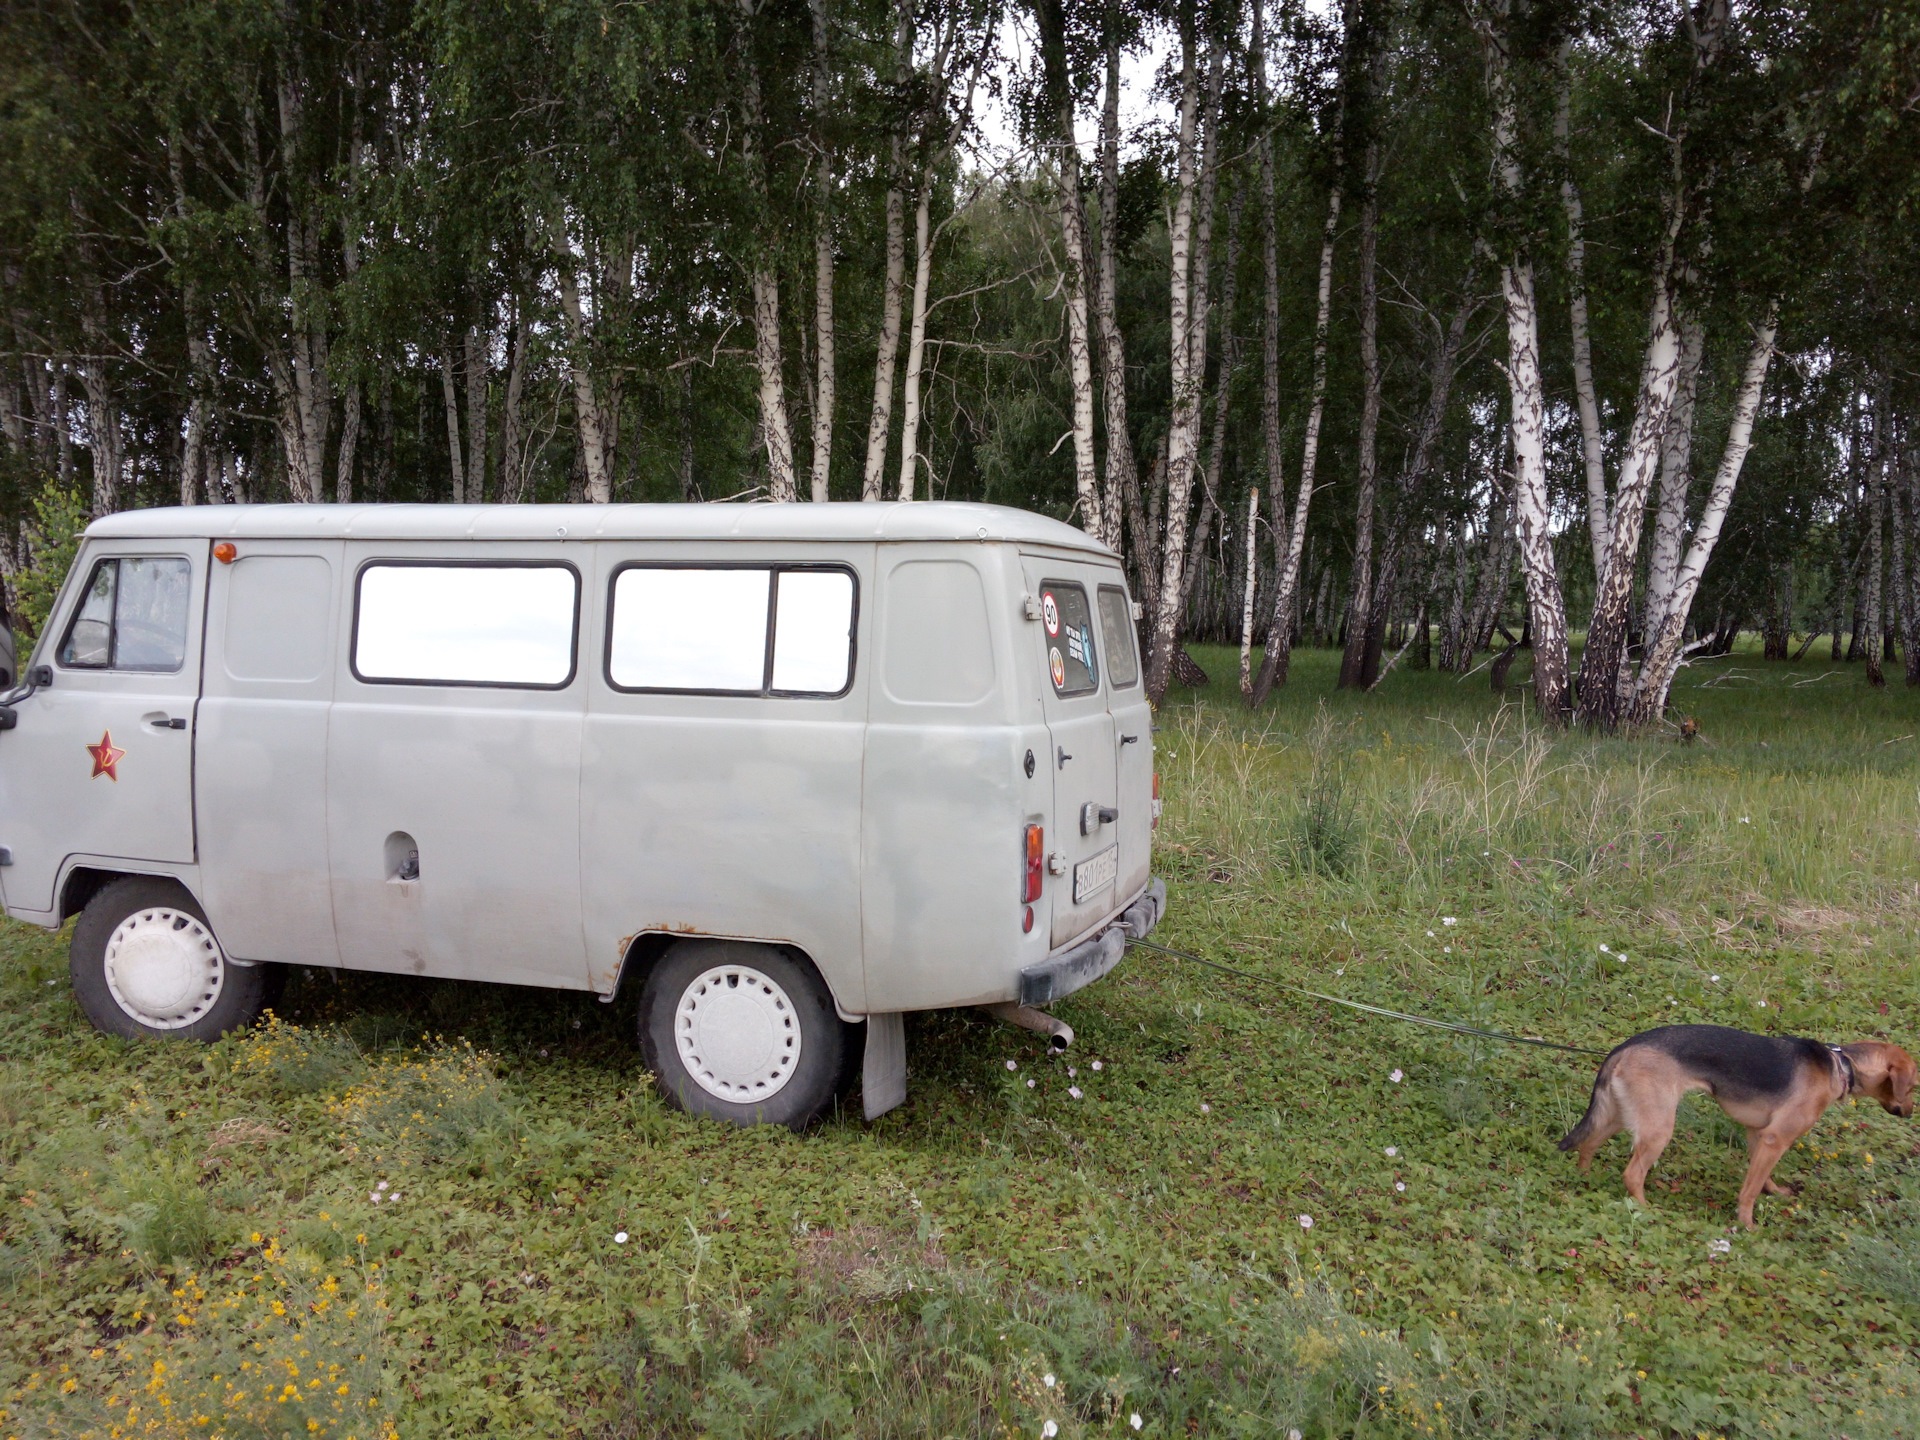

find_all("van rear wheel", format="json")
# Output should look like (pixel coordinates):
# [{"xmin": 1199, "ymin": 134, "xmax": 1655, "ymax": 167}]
[
  {"xmin": 69, "ymin": 876, "xmax": 272, "ymax": 1042},
  {"xmin": 639, "ymin": 940, "xmax": 851, "ymax": 1131}
]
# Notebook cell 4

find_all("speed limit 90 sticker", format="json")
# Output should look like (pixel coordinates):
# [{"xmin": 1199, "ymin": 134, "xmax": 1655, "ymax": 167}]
[{"xmin": 1042, "ymin": 591, "xmax": 1060, "ymax": 636}]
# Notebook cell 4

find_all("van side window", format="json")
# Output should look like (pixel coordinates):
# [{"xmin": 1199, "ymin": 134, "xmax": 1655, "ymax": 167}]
[
  {"xmin": 57, "ymin": 557, "xmax": 193, "ymax": 672},
  {"xmin": 1038, "ymin": 581, "xmax": 1099, "ymax": 696},
  {"xmin": 353, "ymin": 563, "xmax": 579, "ymax": 687},
  {"xmin": 607, "ymin": 566, "xmax": 856, "ymax": 696},
  {"xmin": 1096, "ymin": 585, "xmax": 1139, "ymax": 688}
]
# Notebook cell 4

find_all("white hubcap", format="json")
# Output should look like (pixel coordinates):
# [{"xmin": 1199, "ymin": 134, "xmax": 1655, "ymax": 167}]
[
  {"xmin": 104, "ymin": 907, "xmax": 225, "ymax": 1029},
  {"xmin": 675, "ymin": 964, "xmax": 801, "ymax": 1102}
]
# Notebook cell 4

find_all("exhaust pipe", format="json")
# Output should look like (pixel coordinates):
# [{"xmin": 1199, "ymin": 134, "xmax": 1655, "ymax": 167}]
[{"xmin": 983, "ymin": 1002, "xmax": 1073, "ymax": 1053}]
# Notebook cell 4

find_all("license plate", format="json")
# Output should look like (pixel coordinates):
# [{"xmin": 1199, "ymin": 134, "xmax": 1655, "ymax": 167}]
[{"xmin": 1073, "ymin": 844, "xmax": 1119, "ymax": 905}]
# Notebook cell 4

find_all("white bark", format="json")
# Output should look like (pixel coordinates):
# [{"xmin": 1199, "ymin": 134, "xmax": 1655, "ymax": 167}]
[
  {"xmin": 1556, "ymin": 45, "xmax": 1608, "ymax": 574},
  {"xmin": 1642, "ymin": 315, "xmax": 1705, "ymax": 644},
  {"xmin": 440, "ymin": 350, "xmax": 467, "ymax": 503},
  {"xmin": 752, "ymin": 266, "xmax": 799, "ymax": 502},
  {"xmin": 1632, "ymin": 310, "xmax": 1779, "ymax": 720},
  {"xmin": 1094, "ymin": 33, "xmax": 1135, "ymax": 554},
  {"xmin": 1240, "ymin": 487, "xmax": 1260, "ymax": 697},
  {"xmin": 896, "ymin": 189, "xmax": 934, "ymax": 500},
  {"xmin": 862, "ymin": 2, "xmax": 915, "ymax": 500},
  {"xmin": 554, "ymin": 260, "xmax": 615, "ymax": 504},
  {"xmin": 1055, "ymin": 114, "xmax": 1101, "ymax": 538},
  {"xmin": 500, "ymin": 315, "xmax": 529, "ymax": 503},
  {"xmin": 809, "ymin": 0, "xmax": 835, "ymax": 503},
  {"xmin": 464, "ymin": 324, "xmax": 488, "ymax": 502}
]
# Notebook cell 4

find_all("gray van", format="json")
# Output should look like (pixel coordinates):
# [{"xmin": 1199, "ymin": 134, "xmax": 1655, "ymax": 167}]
[{"xmin": 0, "ymin": 503, "xmax": 1164, "ymax": 1126}]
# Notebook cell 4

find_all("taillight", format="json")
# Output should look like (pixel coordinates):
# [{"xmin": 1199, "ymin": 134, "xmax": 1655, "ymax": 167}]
[
  {"xmin": 1152, "ymin": 772, "xmax": 1161, "ymax": 828},
  {"xmin": 1023, "ymin": 824, "xmax": 1044, "ymax": 903}
]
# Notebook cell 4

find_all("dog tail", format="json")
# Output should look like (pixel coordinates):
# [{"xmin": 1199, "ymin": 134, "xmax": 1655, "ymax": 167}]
[{"xmin": 1558, "ymin": 1083, "xmax": 1605, "ymax": 1152}]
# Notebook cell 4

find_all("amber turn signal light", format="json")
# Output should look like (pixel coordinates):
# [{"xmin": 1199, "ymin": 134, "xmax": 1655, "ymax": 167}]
[
  {"xmin": 213, "ymin": 542, "xmax": 237, "ymax": 564},
  {"xmin": 1022, "ymin": 824, "xmax": 1044, "ymax": 903}
]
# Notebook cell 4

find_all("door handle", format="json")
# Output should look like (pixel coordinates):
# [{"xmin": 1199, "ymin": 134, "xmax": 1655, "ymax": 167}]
[
  {"xmin": 143, "ymin": 712, "xmax": 187, "ymax": 731},
  {"xmin": 1056, "ymin": 746, "xmax": 1073, "ymax": 769},
  {"xmin": 1119, "ymin": 733, "xmax": 1139, "ymax": 745},
  {"xmin": 1080, "ymin": 802, "xmax": 1119, "ymax": 835}
]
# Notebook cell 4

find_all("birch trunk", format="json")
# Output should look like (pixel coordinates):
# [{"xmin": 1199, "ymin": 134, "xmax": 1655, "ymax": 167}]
[
  {"xmin": 554, "ymin": 261, "xmax": 615, "ymax": 503},
  {"xmin": 1903, "ymin": 447, "xmax": 1920, "ymax": 685},
  {"xmin": 1556, "ymin": 44, "xmax": 1609, "ymax": 573},
  {"xmin": 1093, "ymin": 31, "xmax": 1136, "ymax": 553},
  {"xmin": 440, "ymin": 350, "xmax": 467, "ymax": 503},
  {"xmin": 167, "ymin": 134, "xmax": 212, "ymax": 507},
  {"xmin": 464, "ymin": 324, "xmax": 488, "ymax": 502},
  {"xmin": 1482, "ymin": 6, "xmax": 1571, "ymax": 719},
  {"xmin": 1240, "ymin": 487, "xmax": 1260, "ymax": 696},
  {"xmin": 861, "ymin": 2, "xmax": 914, "ymax": 500},
  {"xmin": 1641, "ymin": 315, "xmax": 1705, "ymax": 644},
  {"xmin": 275, "ymin": 70, "xmax": 331, "ymax": 504},
  {"xmin": 1631, "ymin": 310, "xmax": 1779, "ymax": 720},
  {"xmin": 809, "ymin": 0, "xmax": 835, "ymax": 502},
  {"xmin": 499, "ymin": 314, "xmax": 529, "ymax": 502},
  {"xmin": 1144, "ymin": 29, "xmax": 1212, "ymax": 702},
  {"xmin": 1338, "ymin": 147, "xmax": 1382, "ymax": 690},
  {"xmin": 896, "ymin": 189, "xmax": 934, "ymax": 499},
  {"xmin": 1056, "ymin": 119, "xmax": 1101, "ymax": 536},
  {"xmin": 1249, "ymin": 177, "xmax": 1341, "ymax": 704},
  {"xmin": 1865, "ymin": 421, "xmax": 1888, "ymax": 687},
  {"xmin": 738, "ymin": 8, "xmax": 797, "ymax": 503}
]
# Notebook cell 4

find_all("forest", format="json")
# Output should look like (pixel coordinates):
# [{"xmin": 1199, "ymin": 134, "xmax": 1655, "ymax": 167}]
[{"xmin": 1, "ymin": 0, "xmax": 1916, "ymax": 725}]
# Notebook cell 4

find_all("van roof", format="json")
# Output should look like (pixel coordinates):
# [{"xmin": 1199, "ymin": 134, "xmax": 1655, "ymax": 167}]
[{"xmin": 85, "ymin": 501, "xmax": 1117, "ymax": 554}]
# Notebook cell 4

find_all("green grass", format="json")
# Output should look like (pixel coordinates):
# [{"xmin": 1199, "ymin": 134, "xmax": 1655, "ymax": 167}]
[{"xmin": 8, "ymin": 644, "xmax": 1920, "ymax": 1437}]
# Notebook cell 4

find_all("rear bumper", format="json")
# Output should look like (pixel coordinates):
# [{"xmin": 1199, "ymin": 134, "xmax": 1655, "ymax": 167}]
[{"xmin": 1019, "ymin": 876, "xmax": 1165, "ymax": 1007}]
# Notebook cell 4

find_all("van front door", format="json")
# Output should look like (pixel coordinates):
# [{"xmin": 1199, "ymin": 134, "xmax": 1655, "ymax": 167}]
[
  {"xmin": 0, "ymin": 544, "xmax": 205, "ymax": 918},
  {"xmin": 1021, "ymin": 562, "xmax": 1121, "ymax": 947}
]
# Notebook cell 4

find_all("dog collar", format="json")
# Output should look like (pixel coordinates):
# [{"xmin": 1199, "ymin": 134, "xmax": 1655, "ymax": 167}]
[{"xmin": 1831, "ymin": 1046, "xmax": 1858, "ymax": 1095}]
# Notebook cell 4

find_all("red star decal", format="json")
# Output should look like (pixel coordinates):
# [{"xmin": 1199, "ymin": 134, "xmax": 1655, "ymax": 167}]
[{"xmin": 86, "ymin": 731, "xmax": 126, "ymax": 782}]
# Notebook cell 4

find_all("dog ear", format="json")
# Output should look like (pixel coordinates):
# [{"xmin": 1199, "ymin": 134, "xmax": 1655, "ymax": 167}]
[{"xmin": 1892, "ymin": 1049, "xmax": 1917, "ymax": 1115}]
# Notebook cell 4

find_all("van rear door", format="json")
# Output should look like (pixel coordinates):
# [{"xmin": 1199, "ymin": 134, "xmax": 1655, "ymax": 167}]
[
  {"xmin": 1021, "ymin": 560, "xmax": 1121, "ymax": 947},
  {"xmin": 1093, "ymin": 581, "xmax": 1153, "ymax": 906}
]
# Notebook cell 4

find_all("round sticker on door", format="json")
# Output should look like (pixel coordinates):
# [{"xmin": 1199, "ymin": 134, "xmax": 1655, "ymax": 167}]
[
  {"xmin": 1041, "ymin": 591, "xmax": 1060, "ymax": 635},
  {"xmin": 1049, "ymin": 648, "xmax": 1066, "ymax": 688}
]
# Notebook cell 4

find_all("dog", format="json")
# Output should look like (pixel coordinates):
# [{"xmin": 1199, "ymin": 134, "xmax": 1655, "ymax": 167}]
[{"xmin": 1558, "ymin": 1025, "xmax": 1914, "ymax": 1228}]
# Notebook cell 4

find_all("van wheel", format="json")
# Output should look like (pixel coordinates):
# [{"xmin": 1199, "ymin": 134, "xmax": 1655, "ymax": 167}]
[
  {"xmin": 69, "ymin": 877, "xmax": 271, "ymax": 1042},
  {"xmin": 639, "ymin": 940, "xmax": 850, "ymax": 1131}
]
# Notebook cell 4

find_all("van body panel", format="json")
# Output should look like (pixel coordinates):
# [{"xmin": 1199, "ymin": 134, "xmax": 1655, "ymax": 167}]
[
  {"xmin": 0, "ymin": 538, "xmax": 206, "ymax": 915},
  {"xmin": 195, "ymin": 542, "xmax": 341, "ymax": 964},
  {"xmin": 581, "ymin": 541, "xmax": 870, "ymax": 1009},
  {"xmin": 326, "ymin": 541, "xmax": 590, "ymax": 988}
]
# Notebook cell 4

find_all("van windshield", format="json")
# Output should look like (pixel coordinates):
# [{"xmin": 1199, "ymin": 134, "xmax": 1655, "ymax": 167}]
[{"xmin": 1038, "ymin": 581, "xmax": 1098, "ymax": 696}]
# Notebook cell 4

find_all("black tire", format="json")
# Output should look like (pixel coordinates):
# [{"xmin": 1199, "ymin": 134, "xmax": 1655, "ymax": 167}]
[
  {"xmin": 70, "ymin": 876, "xmax": 271, "ymax": 1042},
  {"xmin": 639, "ymin": 940, "xmax": 852, "ymax": 1131}
]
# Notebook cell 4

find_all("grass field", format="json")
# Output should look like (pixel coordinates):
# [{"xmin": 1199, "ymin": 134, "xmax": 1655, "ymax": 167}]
[{"xmin": 7, "ymin": 644, "xmax": 1920, "ymax": 1438}]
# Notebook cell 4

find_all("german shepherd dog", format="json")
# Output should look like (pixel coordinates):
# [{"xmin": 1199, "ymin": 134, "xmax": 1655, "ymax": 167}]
[{"xmin": 1559, "ymin": 1025, "xmax": 1915, "ymax": 1228}]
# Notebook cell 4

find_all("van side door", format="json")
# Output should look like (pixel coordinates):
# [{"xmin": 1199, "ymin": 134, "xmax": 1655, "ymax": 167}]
[
  {"xmin": 1095, "ymin": 581, "xmax": 1153, "ymax": 905},
  {"xmin": 326, "ymin": 546, "xmax": 590, "ymax": 989},
  {"xmin": 0, "ymin": 542, "xmax": 205, "ymax": 919},
  {"xmin": 1020, "ymin": 558, "xmax": 1121, "ymax": 947}
]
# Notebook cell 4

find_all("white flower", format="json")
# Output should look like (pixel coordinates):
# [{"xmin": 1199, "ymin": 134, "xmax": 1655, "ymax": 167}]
[
  {"xmin": 614, "ymin": 1232, "xmax": 629, "ymax": 1244},
  {"xmin": 1069, "ymin": 1087, "xmax": 1083, "ymax": 1099},
  {"xmin": 376, "ymin": 1181, "xmax": 389, "ymax": 1191},
  {"xmin": 539, "ymin": 1048, "xmax": 548, "ymax": 1057},
  {"xmin": 1426, "ymin": 929, "xmax": 1436, "ymax": 937},
  {"xmin": 1335, "ymin": 968, "xmax": 1345, "ymax": 976},
  {"xmin": 1710, "ymin": 974, "xmax": 1720, "ymax": 982},
  {"xmin": 1708, "ymin": 1238, "xmax": 1731, "ymax": 1254},
  {"xmin": 1757, "ymin": 1000, "xmax": 1767, "ymax": 1008},
  {"xmin": 1738, "ymin": 816, "xmax": 1751, "ymax": 824},
  {"xmin": 1067, "ymin": 1067, "xmax": 1077, "ymax": 1078},
  {"xmin": 390, "ymin": 1194, "xmax": 401, "ymax": 1203},
  {"xmin": 1027, "ymin": 1078, "xmax": 1036, "ymax": 1088},
  {"xmin": 1290, "ymin": 1431, "xmax": 1304, "ymax": 1440},
  {"xmin": 1043, "ymin": 1373, "xmax": 1056, "ymax": 1389},
  {"xmin": 1007, "ymin": 1060, "xmax": 1018, "ymax": 1071},
  {"xmin": 45, "ymin": 979, "xmax": 56, "ymax": 987},
  {"xmin": 1442, "ymin": 917, "xmax": 1458, "ymax": 926},
  {"xmin": 1092, "ymin": 1060, "xmax": 1104, "ymax": 1071},
  {"xmin": 369, "ymin": 1193, "xmax": 381, "ymax": 1204},
  {"xmin": 1042, "ymin": 1423, "xmax": 1059, "ymax": 1439},
  {"xmin": 1443, "ymin": 946, "xmax": 1452, "ymax": 954},
  {"xmin": 1132, "ymin": 1416, "xmax": 1144, "ymax": 1432},
  {"xmin": 1389, "ymin": 1069, "xmax": 1403, "ymax": 1083},
  {"xmin": 1599, "ymin": 944, "xmax": 1611, "ymax": 954},
  {"xmin": 1298, "ymin": 1214, "xmax": 1313, "ymax": 1229},
  {"xmin": 1384, "ymin": 1146, "xmax": 1397, "ymax": 1157},
  {"xmin": 1201, "ymin": 1102, "xmax": 1211, "ymax": 1113},
  {"xmin": 1481, "ymin": 851, "xmax": 1490, "ymax": 857},
  {"xmin": 1395, "ymin": 1182, "xmax": 1406, "ymax": 1192}
]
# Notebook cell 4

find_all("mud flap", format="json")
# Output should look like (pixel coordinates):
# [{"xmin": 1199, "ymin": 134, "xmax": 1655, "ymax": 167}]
[{"xmin": 862, "ymin": 1011, "xmax": 906, "ymax": 1121}]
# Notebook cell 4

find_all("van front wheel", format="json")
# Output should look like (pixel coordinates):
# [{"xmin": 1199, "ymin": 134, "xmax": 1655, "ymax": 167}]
[
  {"xmin": 70, "ymin": 876, "xmax": 272, "ymax": 1042},
  {"xmin": 640, "ymin": 941, "xmax": 851, "ymax": 1130}
]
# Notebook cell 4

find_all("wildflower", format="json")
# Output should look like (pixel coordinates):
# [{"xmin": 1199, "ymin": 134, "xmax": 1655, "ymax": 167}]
[
  {"xmin": 1708, "ymin": 1238, "xmax": 1731, "ymax": 1254},
  {"xmin": 1027, "ymin": 1078, "xmax": 1036, "ymax": 1089},
  {"xmin": 1067, "ymin": 1066, "xmax": 1077, "ymax": 1078},
  {"xmin": 1710, "ymin": 974, "xmax": 1720, "ymax": 982},
  {"xmin": 1298, "ymin": 1214, "xmax": 1313, "ymax": 1229},
  {"xmin": 614, "ymin": 1232, "xmax": 629, "ymax": 1245},
  {"xmin": 1290, "ymin": 1431, "xmax": 1304, "ymax": 1440},
  {"xmin": 1757, "ymin": 1000, "xmax": 1767, "ymax": 1008},
  {"xmin": 1395, "ymin": 1182, "xmax": 1406, "ymax": 1192},
  {"xmin": 539, "ymin": 1049, "xmax": 549, "ymax": 1057},
  {"xmin": 1599, "ymin": 944, "xmax": 1611, "ymax": 954},
  {"xmin": 1044, "ymin": 1373, "xmax": 1056, "ymax": 1388},
  {"xmin": 1867, "ymin": 1153, "xmax": 1876, "ymax": 1165},
  {"xmin": 1042, "ymin": 1423, "xmax": 1059, "ymax": 1439},
  {"xmin": 1739, "ymin": 816, "xmax": 1751, "ymax": 824},
  {"xmin": 1442, "ymin": 917, "xmax": 1457, "ymax": 927},
  {"xmin": 1389, "ymin": 1069, "xmax": 1403, "ymax": 1083},
  {"xmin": 1201, "ymin": 1103, "xmax": 1211, "ymax": 1113},
  {"xmin": 1007, "ymin": 1060, "xmax": 1018, "ymax": 1072},
  {"xmin": 376, "ymin": 1181, "xmax": 388, "ymax": 1191},
  {"xmin": 1444, "ymin": 946, "xmax": 1452, "ymax": 954},
  {"xmin": 1384, "ymin": 1147, "xmax": 1397, "ymax": 1157},
  {"xmin": 1132, "ymin": 1417, "xmax": 1144, "ymax": 1432},
  {"xmin": 1068, "ymin": 1087, "xmax": 1083, "ymax": 1100},
  {"xmin": 369, "ymin": 1193, "xmax": 381, "ymax": 1204},
  {"xmin": 1092, "ymin": 1060, "xmax": 1103, "ymax": 1071}
]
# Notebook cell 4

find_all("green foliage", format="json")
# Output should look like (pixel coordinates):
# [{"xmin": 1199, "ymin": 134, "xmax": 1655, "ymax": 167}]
[{"xmin": 11, "ymin": 482, "xmax": 88, "ymax": 644}]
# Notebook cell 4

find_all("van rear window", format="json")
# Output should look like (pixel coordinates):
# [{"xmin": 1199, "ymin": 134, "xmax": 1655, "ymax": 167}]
[
  {"xmin": 607, "ymin": 566, "xmax": 855, "ymax": 696},
  {"xmin": 353, "ymin": 563, "xmax": 579, "ymax": 687},
  {"xmin": 1097, "ymin": 585, "xmax": 1138, "ymax": 688},
  {"xmin": 1038, "ymin": 581, "xmax": 1098, "ymax": 696}
]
